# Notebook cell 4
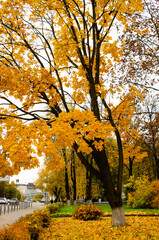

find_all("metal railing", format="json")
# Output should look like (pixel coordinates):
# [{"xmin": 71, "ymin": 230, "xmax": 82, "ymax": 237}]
[{"xmin": 0, "ymin": 202, "xmax": 32, "ymax": 216}]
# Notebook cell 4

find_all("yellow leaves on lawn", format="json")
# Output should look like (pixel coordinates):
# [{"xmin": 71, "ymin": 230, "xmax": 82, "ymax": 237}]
[{"xmin": 39, "ymin": 217, "xmax": 159, "ymax": 240}]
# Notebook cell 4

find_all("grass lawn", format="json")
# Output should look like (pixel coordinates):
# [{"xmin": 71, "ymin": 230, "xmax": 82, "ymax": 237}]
[
  {"xmin": 59, "ymin": 205, "xmax": 78, "ymax": 213},
  {"xmin": 98, "ymin": 204, "xmax": 159, "ymax": 214},
  {"xmin": 59, "ymin": 204, "xmax": 159, "ymax": 215}
]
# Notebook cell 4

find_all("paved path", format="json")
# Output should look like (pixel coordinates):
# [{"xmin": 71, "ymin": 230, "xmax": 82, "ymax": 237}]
[{"xmin": 0, "ymin": 203, "xmax": 45, "ymax": 229}]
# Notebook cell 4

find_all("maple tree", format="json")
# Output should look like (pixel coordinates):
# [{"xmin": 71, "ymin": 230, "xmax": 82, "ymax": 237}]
[{"xmin": 0, "ymin": 0, "xmax": 149, "ymax": 226}]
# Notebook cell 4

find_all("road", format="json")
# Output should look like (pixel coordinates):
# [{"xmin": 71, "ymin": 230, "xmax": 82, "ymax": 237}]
[{"xmin": 0, "ymin": 202, "xmax": 45, "ymax": 229}]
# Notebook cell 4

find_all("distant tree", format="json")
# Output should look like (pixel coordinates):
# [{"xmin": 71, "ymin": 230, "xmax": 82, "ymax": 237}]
[
  {"xmin": 135, "ymin": 97, "xmax": 159, "ymax": 179},
  {"xmin": 0, "ymin": 181, "xmax": 7, "ymax": 197},
  {"xmin": 34, "ymin": 194, "xmax": 43, "ymax": 202},
  {"xmin": 0, "ymin": 181, "xmax": 21, "ymax": 200},
  {"xmin": 35, "ymin": 167, "xmax": 66, "ymax": 202},
  {"xmin": 115, "ymin": 0, "xmax": 159, "ymax": 92}
]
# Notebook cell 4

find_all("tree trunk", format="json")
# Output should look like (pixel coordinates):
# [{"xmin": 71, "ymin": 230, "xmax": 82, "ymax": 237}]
[
  {"xmin": 111, "ymin": 206, "xmax": 126, "ymax": 226},
  {"xmin": 85, "ymin": 157, "xmax": 93, "ymax": 201},
  {"xmin": 86, "ymin": 169, "xmax": 92, "ymax": 201},
  {"xmin": 65, "ymin": 165, "xmax": 70, "ymax": 200},
  {"xmin": 155, "ymin": 155, "xmax": 159, "ymax": 179},
  {"xmin": 63, "ymin": 148, "xmax": 70, "ymax": 201},
  {"xmin": 53, "ymin": 186, "xmax": 62, "ymax": 202},
  {"xmin": 129, "ymin": 156, "xmax": 134, "ymax": 178},
  {"xmin": 71, "ymin": 149, "xmax": 76, "ymax": 201},
  {"xmin": 93, "ymin": 149, "xmax": 126, "ymax": 226}
]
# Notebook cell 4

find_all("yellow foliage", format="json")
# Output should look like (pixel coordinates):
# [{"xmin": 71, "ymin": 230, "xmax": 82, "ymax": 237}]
[
  {"xmin": 39, "ymin": 217, "xmax": 159, "ymax": 240},
  {"xmin": 0, "ymin": 0, "xmax": 144, "ymax": 177}
]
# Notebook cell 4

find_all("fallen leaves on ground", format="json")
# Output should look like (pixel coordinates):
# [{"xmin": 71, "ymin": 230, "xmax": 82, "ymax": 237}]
[{"xmin": 39, "ymin": 216, "xmax": 159, "ymax": 240}]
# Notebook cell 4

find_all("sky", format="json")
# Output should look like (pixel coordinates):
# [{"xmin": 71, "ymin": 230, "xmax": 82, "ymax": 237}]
[
  {"xmin": 10, "ymin": 168, "xmax": 40, "ymax": 184},
  {"xmin": 10, "ymin": 157, "xmax": 44, "ymax": 184}
]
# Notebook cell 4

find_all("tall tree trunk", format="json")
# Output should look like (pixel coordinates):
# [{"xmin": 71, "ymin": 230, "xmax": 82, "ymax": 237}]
[
  {"xmin": 155, "ymin": 155, "xmax": 159, "ymax": 179},
  {"xmin": 65, "ymin": 165, "xmax": 70, "ymax": 200},
  {"xmin": 93, "ymin": 149, "xmax": 126, "ymax": 226},
  {"xmin": 124, "ymin": 156, "xmax": 135, "ymax": 200},
  {"xmin": 53, "ymin": 186, "xmax": 62, "ymax": 202},
  {"xmin": 71, "ymin": 149, "xmax": 76, "ymax": 201},
  {"xmin": 63, "ymin": 148, "xmax": 70, "ymax": 201},
  {"xmin": 85, "ymin": 157, "xmax": 93, "ymax": 201},
  {"xmin": 129, "ymin": 156, "xmax": 134, "ymax": 178}
]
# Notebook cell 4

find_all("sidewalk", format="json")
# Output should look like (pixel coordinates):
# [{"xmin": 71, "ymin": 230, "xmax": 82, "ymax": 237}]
[{"xmin": 0, "ymin": 203, "xmax": 45, "ymax": 229}]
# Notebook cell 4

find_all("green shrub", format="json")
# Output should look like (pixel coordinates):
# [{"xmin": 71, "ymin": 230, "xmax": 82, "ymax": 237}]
[
  {"xmin": 126, "ymin": 177, "xmax": 159, "ymax": 209},
  {"xmin": 126, "ymin": 176, "xmax": 151, "ymax": 208},
  {"xmin": 73, "ymin": 204, "xmax": 104, "ymax": 221},
  {"xmin": 151, "ymin": 195, "xmax": 159, "ymax": 209},
  {"xmin": 46, "ymin": 204, "xmax": 60, "ymax": 214},
  {"xmin": 56, "ymin": 202, "xmax": 63, "ymax": 208},
  {"xmin": 150, "ymin": 180, "xmax": 159, "ymax": 209}
]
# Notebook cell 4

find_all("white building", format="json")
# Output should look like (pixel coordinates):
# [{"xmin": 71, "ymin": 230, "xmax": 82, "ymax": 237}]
[{"xmin": 16, "ymin": 183, "xmax": 43, "ymax": 200}]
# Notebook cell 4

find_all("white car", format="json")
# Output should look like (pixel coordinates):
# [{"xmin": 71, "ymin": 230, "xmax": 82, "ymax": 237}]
[
  {"xmin": 0, "ymin": 197, "xmax": 8, "ymax": 204},
  {"xmin": 9, "ymin": 198, "xmax": 19, "ymax": 205}
]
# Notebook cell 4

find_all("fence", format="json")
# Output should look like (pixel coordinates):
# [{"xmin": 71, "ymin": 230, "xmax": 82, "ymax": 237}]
[{"xmin": 0, "ymin": 202, "xmax": 32, "ymax": 216}]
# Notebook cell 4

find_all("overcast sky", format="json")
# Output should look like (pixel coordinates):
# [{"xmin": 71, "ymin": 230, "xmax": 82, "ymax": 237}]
[
  {"xmin": 10, "ymin": 157, "xmax": 44, "ymax": 184},
  {"xmin": 10, "ymin": 168, "xmax": 39, "ymax": 184}
]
